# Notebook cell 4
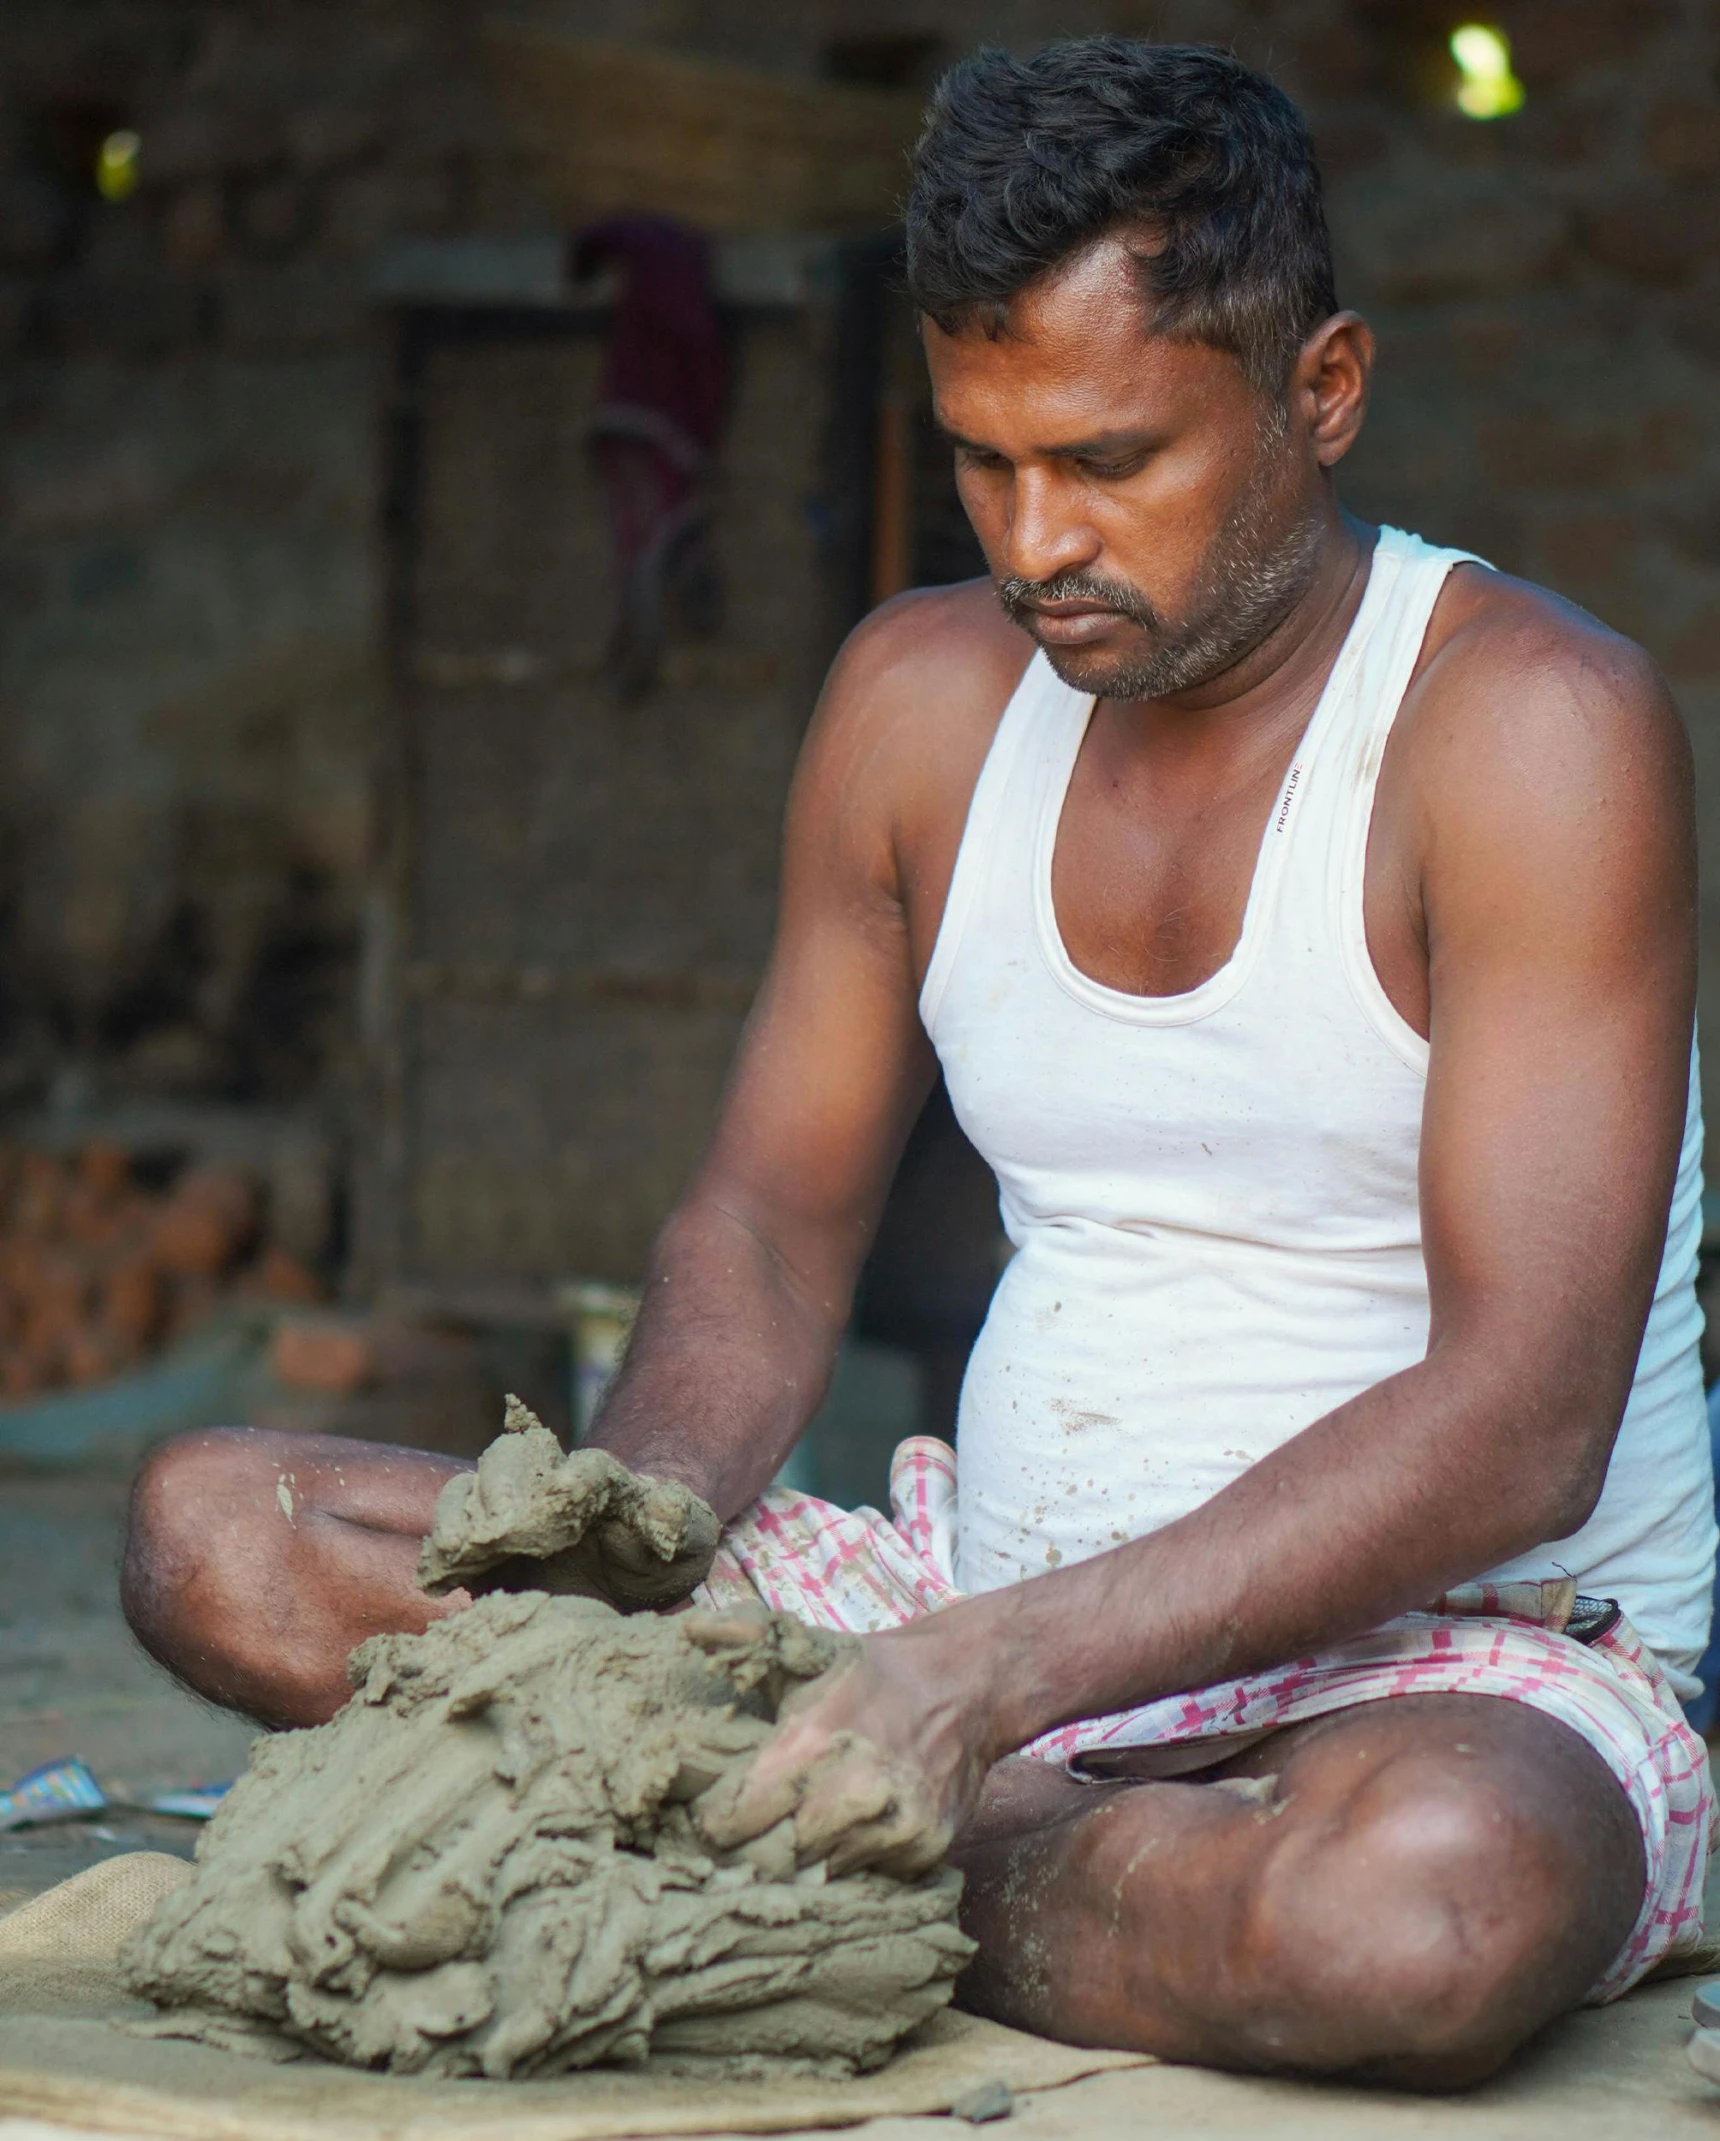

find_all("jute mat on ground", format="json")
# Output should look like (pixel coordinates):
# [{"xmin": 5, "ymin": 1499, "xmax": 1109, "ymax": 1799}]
[{"xmin": 0, "ymin": 1855, "xmax": 1148, "ymax": 2141}]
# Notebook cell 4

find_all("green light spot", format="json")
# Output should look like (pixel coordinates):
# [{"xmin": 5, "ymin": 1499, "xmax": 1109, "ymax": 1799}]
[
  {"xmin": 95, "ymin": 129, "xmax": 141, "ymax": 203},
  {"xmin": 1450, "ymin": 24, "xmax": 1525, "ymax": 119}
]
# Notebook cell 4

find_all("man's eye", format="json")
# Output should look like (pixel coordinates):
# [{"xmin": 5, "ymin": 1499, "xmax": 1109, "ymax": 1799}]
[
  {"xmin": 1082, "ymin": 457, "xmax": 1144, "ymax": 481},
  {"xmin": 956, "ymin": 447, "xmax": 1007, "ymax": 472}
]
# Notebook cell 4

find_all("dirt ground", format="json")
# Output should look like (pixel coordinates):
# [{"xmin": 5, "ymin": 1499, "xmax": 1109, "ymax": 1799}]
[
  {"xmin": 0, "ymin": 1473, "xmax": 1715, "ymax": 2136},
  {"xmin": 0, "ymin": 1478, "xmax": 255, "ymax": 1911}
]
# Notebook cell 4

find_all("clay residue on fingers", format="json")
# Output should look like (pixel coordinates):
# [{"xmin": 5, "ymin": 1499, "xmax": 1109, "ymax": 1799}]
[
  {"xmin": 416, "ymin": 1396, "xmax": 720, "ymax": 1610},
  {"xmin": 123, "ymin": 1592, "xmax": 972, "ymax": 2077},
  {"xmin": 690, "ymin": 1646, "xmax": 955, "ymax": 1880}
]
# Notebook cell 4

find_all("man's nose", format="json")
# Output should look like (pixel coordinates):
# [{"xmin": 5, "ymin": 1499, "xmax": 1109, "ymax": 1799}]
[{"xmin": 1003, "ymin": 467, "xmax": 1099, "ymax": 586}]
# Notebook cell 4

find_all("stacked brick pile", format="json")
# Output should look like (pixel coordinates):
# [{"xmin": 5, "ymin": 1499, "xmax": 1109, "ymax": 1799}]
[{"xmin": 0, "ymin": 1142, "xmax": 322, "ymax": 1401}]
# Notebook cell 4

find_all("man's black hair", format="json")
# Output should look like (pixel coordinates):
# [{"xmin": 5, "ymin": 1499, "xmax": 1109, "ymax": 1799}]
[{"xmin": 904, "ymin": 38, "xmax": 1337, "ymax": 394}]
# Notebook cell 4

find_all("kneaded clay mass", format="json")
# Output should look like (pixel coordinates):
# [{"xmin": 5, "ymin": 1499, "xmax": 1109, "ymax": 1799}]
[
  {"xmin": 416, "ymin": 1395, "xmax": 723, "ymax": 1611},
  {"xmin": 123, "ymin": 1417, "xmax": 972, "ymax": 2079}
]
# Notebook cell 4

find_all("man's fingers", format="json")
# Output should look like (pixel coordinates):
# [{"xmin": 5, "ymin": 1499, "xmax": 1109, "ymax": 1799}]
[
  {"xmin": 639, "ymin": 1477, "xmax": 721, "ymax": 1558},
  {"xmin": 697, "ymin": 1725, "xmax": 952, "ymax": 1879},
  {"xmin": 785, "ymin": 1735, "xmax": 896, "ymax": 1861},
  {"xmin": 821, "ymin": 1812, "xmax": 949, "ymax": 1881},
  {"xmin": 417, "ymin": 1420, "xmax": 720, "ymax": 1611},
  {"xmin": 591, "ymin": 1485, "xmax": 719, "ymax": 1606},
  {"xmin": 602, "ymin": 1480, "xmax": 718, "ymax": 1567},
  {"xmin": 692, "ymin": 1711, "xmax": 873, "ymax": 1854},
  {"xmin": 693, "ymin": 1747, "xmax": 803, "ymax": 1851},
  {"xmin": 681, "ymin": 1607, "xmax": 775, "ymax": 1653},
  {"xmin": 793, "ymin": 1733, "xmax": 952, "ymax": 1877}
]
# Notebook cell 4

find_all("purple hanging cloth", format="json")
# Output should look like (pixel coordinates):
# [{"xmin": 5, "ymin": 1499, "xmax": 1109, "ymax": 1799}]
[{"xmin": 572, "ymin": 216, "xmax": 729, "ymax": 698}]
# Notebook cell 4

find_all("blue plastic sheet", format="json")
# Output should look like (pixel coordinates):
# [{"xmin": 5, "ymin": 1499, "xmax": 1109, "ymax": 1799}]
[
  {"xmin": 146, "ymin": 1784, "xmax": 231, "ymax": 1820},
  {"xmin": 0, "ymin": 1757, "xmax": 106, "ymax": 1830},
  {"xmin": 0, "ymin": 1760, "xmax": 233, "ymax": 1828}
]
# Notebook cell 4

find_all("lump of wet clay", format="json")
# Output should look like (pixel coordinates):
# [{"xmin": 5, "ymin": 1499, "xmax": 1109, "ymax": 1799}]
[
  {"xmin": 417, "ymin": 1395, "xmax": 721, "ymax": 1610},
  {"xmin": 122, "ymin": 1591, "xmax": 973, "ymax": 2077}
]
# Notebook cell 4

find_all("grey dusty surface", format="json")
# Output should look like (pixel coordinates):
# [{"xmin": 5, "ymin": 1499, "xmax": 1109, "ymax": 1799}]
[
  {"xmin": 0, "ymin": 1478, "xmax": 257, "ymax": 1908},
  {"xmin": 2, "ymin": 1473, "xmax": 1718, "ymax": 2131}
]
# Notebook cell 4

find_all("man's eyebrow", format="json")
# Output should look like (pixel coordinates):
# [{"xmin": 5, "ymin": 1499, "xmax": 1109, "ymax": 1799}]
[{"xmin": 934, "ymin": 421, "xmax": 1161, "ymax": 459}]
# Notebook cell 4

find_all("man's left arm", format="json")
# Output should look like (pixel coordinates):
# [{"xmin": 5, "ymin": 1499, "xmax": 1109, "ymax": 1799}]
[{"xmin": 704, "ymin": 600, "xmax": 1698, "ymax": 1874}]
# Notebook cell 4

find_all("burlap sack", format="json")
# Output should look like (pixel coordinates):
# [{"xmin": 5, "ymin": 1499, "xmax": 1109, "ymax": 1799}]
[{"xmin": 0, "ymin": 1855, "xmax": 1148, "ymax": 2140}]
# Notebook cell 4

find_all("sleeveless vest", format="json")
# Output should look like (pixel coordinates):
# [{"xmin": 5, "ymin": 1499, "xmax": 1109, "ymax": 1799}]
[{"xmin": 920, "ymin": 526, "xmax": 1714, "ymax": 1693}]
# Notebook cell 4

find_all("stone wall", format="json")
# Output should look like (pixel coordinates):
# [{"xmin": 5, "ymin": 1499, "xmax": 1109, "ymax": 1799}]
[{"xmin": 3, "ymin": 0, "xmax": 1719, "ymax": 1159}]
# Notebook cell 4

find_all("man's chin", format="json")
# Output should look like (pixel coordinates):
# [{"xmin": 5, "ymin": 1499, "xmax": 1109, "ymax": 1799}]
[{"xmin": 1035, "ymin": 637, "xmax": 1159, "ymax": 700}]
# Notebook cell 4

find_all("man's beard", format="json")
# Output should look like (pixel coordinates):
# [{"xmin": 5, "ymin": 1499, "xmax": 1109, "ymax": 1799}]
[{"xmin": 995, "ymin": 465, "xmax": 1325, "ymax": 702}]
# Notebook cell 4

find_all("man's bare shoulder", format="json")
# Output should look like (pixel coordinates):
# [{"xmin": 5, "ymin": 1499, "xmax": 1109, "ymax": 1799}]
[
  {"xmin": 790, "ymin": 578, "xmax": 1033, "ymax": 892},
  {"xmin": 1398, "ymin": 562, "xmax": 1692, "ymax": 857},
  {"xmin": 823, "ymin": 576, "xmax": 1033, "ymax": 741}
]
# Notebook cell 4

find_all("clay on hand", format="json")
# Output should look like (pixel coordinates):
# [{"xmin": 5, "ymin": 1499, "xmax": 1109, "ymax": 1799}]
[
  {"xmin": 417, "ymin": 1396, "xmax": 720, "ymax": 1611},
  {"xmin": 688, "ymin": 1625, "xmax": 956, "ymax": 1880}
]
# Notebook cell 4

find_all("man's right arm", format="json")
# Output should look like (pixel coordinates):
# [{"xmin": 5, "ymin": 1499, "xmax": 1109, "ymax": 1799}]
[{"xmin": 585, "ymin": 592, "xmax": 993, "ymax": 1519}]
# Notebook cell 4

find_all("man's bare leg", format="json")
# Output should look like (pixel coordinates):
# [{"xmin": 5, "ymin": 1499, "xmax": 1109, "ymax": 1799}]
[
  {"xmin": 952, "ymin": 1691, "xmax": 1644, "ymax": 2088},
  {"xmin": 123, "ymin": 1444, "xmax": 1645, "ymax": 2086},
  {"xmin": 121, "ymin": 1428, "xmax": 472, "ymax": 1728}
]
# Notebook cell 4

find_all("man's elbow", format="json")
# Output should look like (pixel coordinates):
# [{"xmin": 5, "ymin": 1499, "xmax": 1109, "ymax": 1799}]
[
  {"xmin": 1441, "ymin": 1339, "xmax": 1628, "ymax": 1552},
  {"xmin": 1518, "ymin": 1426, "xmax": 1617, "ymax": 1547},
  {"xmin": 1536, "ymin": 1468, "xmax": 1608, "ymax": 1546}
]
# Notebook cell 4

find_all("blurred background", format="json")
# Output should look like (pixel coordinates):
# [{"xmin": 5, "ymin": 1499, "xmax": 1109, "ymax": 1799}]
[{"xmin": 2, "ymin": 0, "xmax": 1719, "ymax": 1501}]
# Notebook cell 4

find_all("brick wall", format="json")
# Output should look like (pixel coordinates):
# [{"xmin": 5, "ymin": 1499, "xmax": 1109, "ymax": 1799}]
[
  {"xmin": 3, "ymin": 1, "xmax": 1719, "ymax": 1157},
  {"xmin": 0, "ymin": 2, "xmax": 541, "ymax": 1110}
]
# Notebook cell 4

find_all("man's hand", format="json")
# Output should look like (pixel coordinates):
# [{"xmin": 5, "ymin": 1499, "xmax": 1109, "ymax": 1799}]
[
  {"xmin": 566, "ymin": 1470, "xmax": 721, "ymax": 1608},
  {"xmin": 690, "ymin": 1615, "xmax": 996, "ymax": 1877},
  {"xmin": 417, "ymin": 1402, "xmax": 720, "ymax": 1610}
]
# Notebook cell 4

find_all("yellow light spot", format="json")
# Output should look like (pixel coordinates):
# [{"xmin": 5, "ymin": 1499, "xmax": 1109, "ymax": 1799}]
[
  {"xmin": 95, "ymin": 129, "xmax": 141, "ymax": 202},
  {"xmin": 1450, "ymin": 24, "xmax": 1525, "ymax": 119}
]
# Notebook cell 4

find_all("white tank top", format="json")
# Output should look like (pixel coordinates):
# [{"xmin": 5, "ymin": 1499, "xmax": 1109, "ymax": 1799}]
[{"xmin": 920, "ymin": 526, "xmax": 1715, "ymax": 1697}]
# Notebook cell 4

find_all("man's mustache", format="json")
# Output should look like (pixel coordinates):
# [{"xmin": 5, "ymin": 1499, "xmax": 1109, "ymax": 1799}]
[{"xmin": 994, "ymin": 570, "xmax": 1161, "ymax": 632}]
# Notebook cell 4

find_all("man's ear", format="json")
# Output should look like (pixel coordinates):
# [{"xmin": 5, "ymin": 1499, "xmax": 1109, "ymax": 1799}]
[{"xmin": 1292, "ymin": 311, "xmax": 1374, "ymax": 469}]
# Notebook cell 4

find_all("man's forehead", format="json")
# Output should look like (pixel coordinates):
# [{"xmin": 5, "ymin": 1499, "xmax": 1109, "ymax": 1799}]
[
  {"xmin": 1012, "ymin": 228, "xmax": 1165, "ymax": 327},
  {"xmin": 924, "ymin": 288, "xmax": 1235, "ymax": 452},
  {"xmin": 926, "ymin": 230, "xmax": 1152, "ymax": 355}
]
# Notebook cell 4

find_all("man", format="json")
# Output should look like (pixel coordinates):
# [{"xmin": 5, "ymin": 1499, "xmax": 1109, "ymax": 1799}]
[{"xmin": 123, "ymin": 39, "xmax": 1715, "ymax": 2088}]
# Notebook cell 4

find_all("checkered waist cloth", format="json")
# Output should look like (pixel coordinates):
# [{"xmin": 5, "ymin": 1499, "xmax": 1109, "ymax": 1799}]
[{"xmin": 694, "ymin": 1434, "xmax": 1715, "ymax": 2002}]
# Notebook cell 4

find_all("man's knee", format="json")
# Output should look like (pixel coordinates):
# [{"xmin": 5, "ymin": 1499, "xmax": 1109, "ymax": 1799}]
[
  {"xmin": 122, "ymin": 1427, "xmax": 309, "ymax": 1710},
  {"xmin": 1225, "ymin": 1756, "xmax": 1629, "ymax": 2084},
  {"xmin": 124, "ymin": 1429, "xmax": 240, "ymax": 1645}
]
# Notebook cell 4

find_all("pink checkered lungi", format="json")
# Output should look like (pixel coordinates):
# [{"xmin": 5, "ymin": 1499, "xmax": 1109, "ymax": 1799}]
[{"xmin": 695, "ymin": 1435, "xmax": 1716, "ymax": 2002}]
